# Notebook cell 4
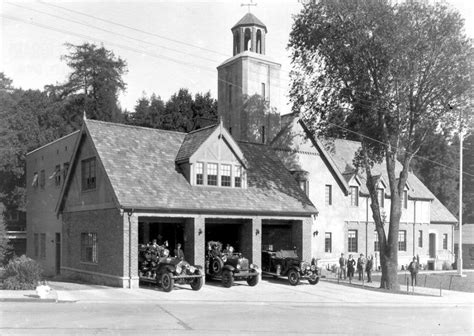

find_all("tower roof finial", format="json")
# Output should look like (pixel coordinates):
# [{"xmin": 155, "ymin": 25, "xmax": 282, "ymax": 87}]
[{"xmin": 241, "ymin": 0, "xmax": 257, "ymax": 13}]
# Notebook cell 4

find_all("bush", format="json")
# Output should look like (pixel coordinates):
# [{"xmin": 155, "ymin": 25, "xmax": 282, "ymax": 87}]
[
  {"xmin": 2, "ymin": 255, "xmax": 42, "ymax": 290},
  {"xmin": 442, "ymin": 261, "xmax": 453, "ymax": 271}
]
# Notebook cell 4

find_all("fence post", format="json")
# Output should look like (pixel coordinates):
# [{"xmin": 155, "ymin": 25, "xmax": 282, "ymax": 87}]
[
  {"xmin": 439, "ymin": 281, "xmax": 442, "ymax": 297},
  {"xmin": 424, "ymin": 274, "xmax": 427, "ymax": 287},
  {"xmin": 406, "ymin": 278, "xmax": 409, "ymax": 293}
]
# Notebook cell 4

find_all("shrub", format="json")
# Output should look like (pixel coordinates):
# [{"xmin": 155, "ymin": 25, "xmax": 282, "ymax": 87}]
[
  {"xmin": 2, "ymin": 255, "xmax": 42, "ymax": 290},
  {"xmin": 442, "ymin": 261, "xmax": 453, "ymax": 271}
]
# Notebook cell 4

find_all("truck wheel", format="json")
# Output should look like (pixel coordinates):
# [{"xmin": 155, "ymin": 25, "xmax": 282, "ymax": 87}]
[
  {"xmin": 288, "ymin": 269, "xmax": 300, "ymax": 286},
  {"xmin": 161, "ymin": 272, "xmax": 174, "ymax": 292},
  {"xmin": 211, "ymin": 258, "xmax": 224, "ymax": 275},
  {"xmin": 190, "ymin": 270, "xmax": 203, "ymax": 291},
  {"xmin": 222, "ymin": 270, "xmax": 234, "ymax": 288},
  {"xmin": 246, "ymin": 270, "xmax": 259, "ymax": 287},
  {"xmin": 308, "ymin": 276, "xmax": 319, "ymax": 285}
]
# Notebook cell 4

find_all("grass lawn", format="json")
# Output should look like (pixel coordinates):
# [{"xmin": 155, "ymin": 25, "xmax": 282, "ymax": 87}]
[{"xmin": 371, "ymin": 271, "xmax": 474, "ymax": 293}]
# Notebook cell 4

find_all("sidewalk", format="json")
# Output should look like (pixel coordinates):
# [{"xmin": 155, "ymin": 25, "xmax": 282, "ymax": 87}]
[{"xmin": 1, "ymin": 277, "xmax": 473, "ymax": 306}]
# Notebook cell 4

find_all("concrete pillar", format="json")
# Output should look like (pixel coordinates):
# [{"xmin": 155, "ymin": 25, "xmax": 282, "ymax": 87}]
[
  {"xmin": 291, "ymin": 218, "xmax": 312, "ymax": 262},
  {"xmin": 251, "ymin": 27, "xmax": 257, "ymax": 52},
  {"xmin": 240, "ymin": 218, "xmax": 262, "ymax": 267},
  {"xmin": 262, "ymin": 31, "xmax": 266, "ymax": 55},
  {"xmin": 123, "ymin": 212, "xmax": 139, "ymax": 289},
  {"xmin": 240, "ymin": 28, "xmax": 245, "ymax": 52},
  {"xmin": 184, "ymin": 217, "xmax": 205, "ymax": 269}
]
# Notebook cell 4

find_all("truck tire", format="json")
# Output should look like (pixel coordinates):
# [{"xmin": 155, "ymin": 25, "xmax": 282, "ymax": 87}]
[
  {"xmin": 288, "ymin": 269, "xmax": 300, "ymax": 286},
  {"xmin": 190, "ymin": 270, "xmax": 203, "ymax": 291},
  {"xmin": 161, "ymin": 272, "xmax": 174, "ymax": 292},
  {"xmin": 222, "ymin": 269, "xmax": 234, "ymax": 288},
  {"xmin": 246, "ymin": 270, "xmax": 259, "ymax": 287}
]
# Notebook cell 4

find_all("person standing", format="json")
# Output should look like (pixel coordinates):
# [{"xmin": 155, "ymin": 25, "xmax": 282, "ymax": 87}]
[
  {"xmin": 357, "ymin": 253, "xmax": 366, "ymax": 281},
  {"xmin": 339, "ymin": 253, "xmax": 347, "ymax": 279},
  {"xmin": 408, "ymin": 256, "xmax": 420, "ymax": 286},
  {"xmin": 366, "ymin": 255, "xmax": 374, "ymax": 283},
  {"xmin": 174, "ymin": 243, "xmax": 184, "ymax": 260},
  {"xmin": 347, "ymin": 254, "xmax": 356, "ymax": 280}
]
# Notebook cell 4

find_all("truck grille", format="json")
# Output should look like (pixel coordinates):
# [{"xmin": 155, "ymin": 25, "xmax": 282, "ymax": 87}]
[{"xmin": 239, "ymin": 258, "xmax": 249, "ymax": 271}]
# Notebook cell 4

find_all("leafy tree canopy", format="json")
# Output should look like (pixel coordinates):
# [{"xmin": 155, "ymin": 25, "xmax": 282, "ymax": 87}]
[{"xmin": 289, "ymin": 0, "xmax": 471, "ymax": 289}]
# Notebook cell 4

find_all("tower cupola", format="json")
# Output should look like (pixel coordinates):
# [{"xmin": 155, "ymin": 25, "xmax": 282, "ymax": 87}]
[{"xmin": 231, "ymin": 13, "xmax": 267, "ymax": 56}]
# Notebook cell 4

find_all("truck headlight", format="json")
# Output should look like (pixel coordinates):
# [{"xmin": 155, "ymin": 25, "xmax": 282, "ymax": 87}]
[
  {"xmin": 176, "ymin": 265, "xmax": 182, "ymax": 274},
  {"xmin": 189, "ymin": 266, "xmax": 196, "ymax": 273},
  {"xmin": 236, "ymin": 264, "xmax": 241, "ymax": 270}
]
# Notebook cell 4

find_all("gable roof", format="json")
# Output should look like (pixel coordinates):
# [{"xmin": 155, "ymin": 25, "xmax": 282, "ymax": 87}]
[
  {"xmin": 175, "ymin": 124, "xmax": 218, "ymax": 163},
  {"xmin": 57, "ymin": 120, "xmax": 316, "ymax": 217},
  {"xmin": 430, "ymin": 197, "xmax": 458, "ymax": 223}
]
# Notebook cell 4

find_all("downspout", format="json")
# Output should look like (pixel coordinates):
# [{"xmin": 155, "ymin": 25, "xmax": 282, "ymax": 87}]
[
  {"xmin": 126, "ymin": 209, "xmax": 134, "ymax": 289},
  {"xmin": 413, "ymin": 200, "xmax": 416, "ymax": 257},
  {"xmin": 366, "ymin": 196, "xmax": 369, "ymax": 258}
]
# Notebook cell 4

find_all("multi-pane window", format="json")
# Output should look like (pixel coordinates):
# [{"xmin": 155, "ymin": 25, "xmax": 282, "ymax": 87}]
[
  {"xmin": 418, "ymin": 230, "xmax": 423, "ymax": 248},
  {"xmin": 196, "ymin": 162, "xmax": 204, "ymax": 185},
  {"xmin": 374, "ymin": 231, "xmax": 380, "ymax": 252},
  {"xmin": 325, "ymin": 185, "xmax": 332, "ymax": 206},
  {"xmin": 443, "ymin": 234, "xmax": 448, "ymax": 250},
  {"xmin": 40, "ymin": 233, "xmax": 46, "ymax": 259},
  {"xmin": 221, "ymin": 164, "xmax": 231, "ymax": 187},
  {"xmin": 81, "ymin": 233, "xmax": 98, "ymax": 263},
  {"xmin": 40, "ymin": 170, "xmax": 45, "ymax": 189},
  {"xmin": 63, "ymin": 162, "xmax": 70, "ymax": 180},
  {"xmin": 348, "ymin": 230, "xmax": 357, "ymax": 252},
  {"xmin": 81, "ymin": 157, "xmax": 96, "ymax": 191},
  {"xmin": 350, "ymin": 186, "xmax": 359, "ymax": 206},
  {"xmin": 34, "ymin": 233, "xmax": 39, "ymax": 257},
  {"xmin": 325, "ymin": 232, "xmax": 332, "ymax": 253},
  {"xmin": 32, "ymin": 172, "xmax": 39, "ymax": 188},
  {"xmin": 398, "ymin": 230, "xmax": 407, "ymax": 251},
  {"xmin": 54, "ymin": 165, "xmax": 61, "ymax": 186},
  {"xmin": 403, "ymin": 190, "xmax": 408, "ymax": 209},
  {"xmin": 299, "ymin": 180, "xmax": 308, "ymax": 196},
  {"xmin": 234, "ymin": 166, "xmax": 242, "ymax": 188},
  {"xmin": 377, "ymin": 188, "xmax": 384, "ymax": 208},
  {"xmin": 207, "ymin": 163, "xmax": 218, "ymax": 186}
]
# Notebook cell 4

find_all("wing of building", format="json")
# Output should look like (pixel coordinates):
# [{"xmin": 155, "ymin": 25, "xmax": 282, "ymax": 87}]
[{"xmin": 271, "ymin": 113, "xmax": 458, "ymax": 270}]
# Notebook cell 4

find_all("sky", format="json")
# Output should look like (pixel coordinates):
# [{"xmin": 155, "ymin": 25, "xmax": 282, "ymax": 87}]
[{"xmin": 1, "ymin": 0, "xmax": 473, "ymax": 113}]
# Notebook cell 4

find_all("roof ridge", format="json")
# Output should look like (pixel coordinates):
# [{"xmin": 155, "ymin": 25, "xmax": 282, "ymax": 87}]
[
  {"xmin": 85, "ymin": 119, "xmax": 186, "ymax": 135},
  {"xmin": 187, "ymin": 123, "xmax": 218, "ymax": 134}
]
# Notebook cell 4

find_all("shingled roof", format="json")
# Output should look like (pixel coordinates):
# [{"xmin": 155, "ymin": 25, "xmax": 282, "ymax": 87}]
[
  {"xmin": 232, "ymin": 13, "xmax": 267, "ymax": 32},
  {"xmin": 69, "ymin": 120, "xmax": 316, "ymax": 216},
  {"xmin": 175, "ymin": 124, "xmax": 218, "ymax": 163}
]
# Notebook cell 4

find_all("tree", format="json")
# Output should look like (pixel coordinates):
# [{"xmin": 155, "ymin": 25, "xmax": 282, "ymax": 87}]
[
  {"xmin": 130, "ymin": 94, "xmax": 165, "ymax": 128},
  {"xmin": 49, "ymin": 43, "xmax": 127, "ymax": 125},
  {"xmin": 0, "ymin": 74, "xmax": 65, "ymax": 218},
  {"xmin": 289, "ymin": 0, "xmax": 470, "ymax": 290},
  {"xmin": 192, "ymin": 92, "xmax": 218, "ymax": 130},
  {"xmin": 411, "ymin": 129, "xmax": 459, "ymax": 216}
]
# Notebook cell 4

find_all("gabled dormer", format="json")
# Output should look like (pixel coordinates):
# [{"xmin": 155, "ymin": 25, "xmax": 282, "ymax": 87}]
[{"xmin": 176, "ymin": 122, "xmax": 248, "ymax": 188}]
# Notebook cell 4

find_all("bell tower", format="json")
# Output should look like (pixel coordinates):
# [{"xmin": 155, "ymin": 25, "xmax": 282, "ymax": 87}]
[{"xmin": 217, "ymin": 12, "xmax": 281, "ymax": 144}]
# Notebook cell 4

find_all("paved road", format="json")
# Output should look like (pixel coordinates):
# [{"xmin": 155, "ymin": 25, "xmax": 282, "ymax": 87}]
[{"xmin": 1, "ymin": 279, "xmax": 472, "ymax": 335}]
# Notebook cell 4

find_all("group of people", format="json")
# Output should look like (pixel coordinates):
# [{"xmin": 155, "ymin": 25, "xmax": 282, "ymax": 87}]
[
  {"xmin": 339, "ymin": 253, "xmax": 374, "ymax": 282},
  {"xmin": 138, "ymin": 238, "xmax": 185, "ymax": 277}
]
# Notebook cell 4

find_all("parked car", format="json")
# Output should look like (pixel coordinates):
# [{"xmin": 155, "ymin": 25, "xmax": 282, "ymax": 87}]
[
  {"xmin": 261, "ymin": 249, "xmax": 319, "ymax": 286},
  {"xmin": 138, "ymin": 245, "xmax": 203, "ymax": 292},
  {"xmin": 206, "ymin": 241, "xmax": 260, "ymax": 288}
]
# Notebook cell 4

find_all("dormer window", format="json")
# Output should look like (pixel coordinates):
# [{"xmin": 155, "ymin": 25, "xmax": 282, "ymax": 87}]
[
  {"xmin": 221, "ymin": 164, "xmax": 231, "ymax": 187},
  {"xmin": 196, "ymin": 162, "xmax": 204, "ymax": 185},
  {"xmin": 207, "ymin": 163, "xmax": 218, "ymax": 186},
  {"xmin": 234, "ymin": 165, "xmax": 242, "ymax": 187},
  {"xmin": 350, "ymin": 186, "xmax": 359, "ymax": 206},
  {"xmin": 377, "ymin": 188, "xmax": 384, "ymax": 208}
]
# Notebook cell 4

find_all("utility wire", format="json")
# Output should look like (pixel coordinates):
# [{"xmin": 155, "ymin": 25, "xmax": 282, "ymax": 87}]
[
  {"xmin": 7, "ymin": 2, "xmax": 219, "ymax": 64},
  {"xmin": 37, "ymin": 0, "xmax": 230, "ymax": 58},
  {"xmin": 3, "ymin": 10, "xmax": 471, "ymax": 178}
]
